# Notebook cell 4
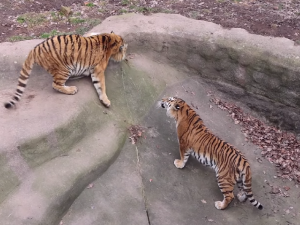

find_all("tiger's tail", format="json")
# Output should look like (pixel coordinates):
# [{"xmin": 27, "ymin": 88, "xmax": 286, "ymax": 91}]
[
  {"xmin": 4, "ymin": 50, "xmax": 35, "ymax": 109},
  {"xmin": 241, "ymin": 167, "xmax": 263, "ymax": 210},
  {"xmin": 247, "ymin": 193, "xmax": 263, "ymax": 210}
]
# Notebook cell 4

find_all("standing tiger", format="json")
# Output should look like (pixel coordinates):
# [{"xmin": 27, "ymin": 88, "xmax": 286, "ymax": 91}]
[
  {"xmin": 4, "ymin": 32, "xmax": 127, "ymax": 109},
  {"xmin": 159, "ymin": 97, "xmax": 263, "ymax": 210}
]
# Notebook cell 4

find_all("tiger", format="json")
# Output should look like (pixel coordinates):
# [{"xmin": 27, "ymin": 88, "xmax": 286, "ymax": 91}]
[
  {"xmin": 159, "ymin": 97, "xmax": 263, "ymax": 210},
  {"xmin": 4, "ymin": 32, "xmax": 127, "ymax": 109}
]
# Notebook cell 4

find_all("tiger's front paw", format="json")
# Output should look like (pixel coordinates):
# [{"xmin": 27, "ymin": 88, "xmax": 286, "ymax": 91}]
[
  {"xmin": 174, "ymin": 159, "xmax": 185, "ymax": 169},
  {"xmin": 69, "ymin": 86, "xmax": 78, "ymax": 95},
  {"xmin": 100, "ymin": 96, "xmax": 111, "ymax": 108}
]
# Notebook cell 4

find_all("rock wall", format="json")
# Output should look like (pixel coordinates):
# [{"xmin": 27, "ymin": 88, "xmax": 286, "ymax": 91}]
[{"xmin": 89, "ymin": 13, "xmax": 300, "ymax": 134}]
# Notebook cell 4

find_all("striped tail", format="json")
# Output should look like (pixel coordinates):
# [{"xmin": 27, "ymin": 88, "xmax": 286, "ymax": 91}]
[
  {"xmin": 4, "ymin": 50, "xmax": 35, "ymax": 109},
  {"xmin": 247, "ymin": 194, "xmax": 263, "ymax": 210}
]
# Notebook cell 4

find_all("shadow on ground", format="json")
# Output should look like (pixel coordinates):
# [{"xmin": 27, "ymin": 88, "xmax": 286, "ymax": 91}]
[{"xmin": 0, "ymin": 14, "xmax": 299, "ymax": 225}]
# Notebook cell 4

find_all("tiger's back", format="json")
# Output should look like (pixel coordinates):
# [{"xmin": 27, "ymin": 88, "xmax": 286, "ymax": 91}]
[
  {"xmin": 34, "ymin": 34, "xmax": 123, "ymax": 75},
  {"xmin": 4, "ymin": 32, "xmax": 127, "ymax": 109},
  {"xmin": 160, "ymin": 97, "xmax": 263, "ymax": 210}
]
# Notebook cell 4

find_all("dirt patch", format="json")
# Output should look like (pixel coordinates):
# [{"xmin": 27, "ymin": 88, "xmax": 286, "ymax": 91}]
[{"xmin": 0, "ymin": 0, "xmax": 299, "ymax": 43}]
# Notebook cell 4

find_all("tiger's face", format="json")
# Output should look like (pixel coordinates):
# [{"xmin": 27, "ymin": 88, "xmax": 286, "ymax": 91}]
[
  {"xmin": 110, "ymin": 33, "xmax": 128, "ymax": 62},
  {"xmin": 159, "ymin": 97, "xmax": 185, "ymax": 119}
]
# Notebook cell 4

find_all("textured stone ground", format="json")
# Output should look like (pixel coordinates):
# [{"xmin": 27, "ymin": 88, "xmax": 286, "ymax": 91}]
[{"xmin": 0, "ymin": 14, "xmax": 299, "ymax": 225}]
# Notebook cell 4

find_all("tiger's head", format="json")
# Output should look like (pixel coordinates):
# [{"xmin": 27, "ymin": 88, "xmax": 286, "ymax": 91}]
[
  {"xmin": 109, "ymin": 32, "xmax": 128, "ymax": 62},
  {"xmin": 159, "ymin": 97, "xmax": 186, "ymax": 120}
]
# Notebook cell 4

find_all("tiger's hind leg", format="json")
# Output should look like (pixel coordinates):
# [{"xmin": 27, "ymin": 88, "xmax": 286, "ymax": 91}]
[
  {"xmin": 237, "ymin": 178, "xmax": 247, "ymax": 202},
  {"xmin": 241, "ymin": 167, "xmax": 263, "ymax": 209},
  {"xmin": 215, "ymin": 177, "xmax": 235, "ymax": 210},
  {"xmin": 52, "ymin": 72, "xmax": 78, "ymax": 95},
  {"xmin": 215, "ymin": 191, "xmax": 234, "ymax": 210}
]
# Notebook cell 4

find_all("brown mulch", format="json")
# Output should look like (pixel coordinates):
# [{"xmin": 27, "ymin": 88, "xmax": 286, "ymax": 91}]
[{"xmin": 0, "ymin": 0, "xmax": 300, "ymax": 43}]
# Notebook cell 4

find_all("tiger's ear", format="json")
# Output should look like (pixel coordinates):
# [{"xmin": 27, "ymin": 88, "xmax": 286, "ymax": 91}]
[
  {"xmin": 111, "ymin": 31, "xmax": 114, "ymax": 33},
  {"xmin": 175, "ymin": 104, "xmax": 180, "ymax": 110}
]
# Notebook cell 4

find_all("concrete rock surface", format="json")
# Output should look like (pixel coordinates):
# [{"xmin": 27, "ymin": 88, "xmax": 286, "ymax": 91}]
[{"xmin": 0, "ymin": 14, "xmax": 299, "ymax": 225}]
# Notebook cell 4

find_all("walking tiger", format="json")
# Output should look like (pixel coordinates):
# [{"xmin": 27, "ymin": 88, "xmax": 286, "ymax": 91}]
[
  {"xmin": 159, "ymin": 97, "xmax": 263, "ymax": 210},
  {"xmin": 4, "ymin": 32, "xmax": 127, "ymax": 109}
]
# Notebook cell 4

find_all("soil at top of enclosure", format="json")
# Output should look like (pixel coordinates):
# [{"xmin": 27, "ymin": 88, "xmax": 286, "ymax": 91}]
[{"xmin": 0, "ymin": 0, "xmax": 299, "ymax": 43}]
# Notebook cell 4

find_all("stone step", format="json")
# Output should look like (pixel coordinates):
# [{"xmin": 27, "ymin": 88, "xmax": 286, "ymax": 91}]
[
  {"xmin": 61, "ymin": 141, "xmax": 149, "ymax": 225},
  {"xmin": 0, "ymin": 121, "xmax": 127, "ymax": 225}
]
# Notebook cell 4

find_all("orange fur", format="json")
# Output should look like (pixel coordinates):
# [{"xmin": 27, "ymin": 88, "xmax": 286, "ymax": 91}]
[
  {"xmin": 160, "ymin": 97, "xmax": 263, "ymax": 210},
  {"xmin": 4, "ymin": 32, "xmax": 127, "ymax": 109}
]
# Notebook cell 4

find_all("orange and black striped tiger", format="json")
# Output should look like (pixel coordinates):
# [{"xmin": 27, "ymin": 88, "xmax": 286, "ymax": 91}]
[
  {"xmin": 159, "ymin": 97, "xmax": 263, "ymax": 210},
  {"xmin": 4, "ymin": 32, "xmax": 127, "ymax": 109}
]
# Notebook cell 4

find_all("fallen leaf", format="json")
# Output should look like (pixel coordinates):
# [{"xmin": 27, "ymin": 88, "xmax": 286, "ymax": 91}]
[
  {"xmin": 283, "ymin": 186, "xmax": 290, "ymax": 191},
  {"xmin": 137, "ymin": 130, "xmax": 142, "ymax": 137},
  {"xmin": 201, "ymin": 199, "xmax": 207, "ymax": 204},
  {"xmin": 87, "ymin": 183, "xmax": 94, "ymax": 189},
  {"xmin": 270, "ymin": 186, "xmax": 280, "ymax": 194}
]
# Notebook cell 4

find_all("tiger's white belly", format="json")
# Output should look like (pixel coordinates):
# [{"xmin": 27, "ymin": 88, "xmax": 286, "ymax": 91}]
[
  {"xmin": 69, "ymin": 64, "xmax": 93, "ymax": 79},
  {"xmin": 191, "ymin": 150, "xmax": 218, "ymax": 171}
]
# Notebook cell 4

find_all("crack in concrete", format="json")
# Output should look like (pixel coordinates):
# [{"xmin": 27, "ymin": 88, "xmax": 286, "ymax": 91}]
[
  {"xmin": 121, "ymin": 66, "xmax": 134, "ymax": 123},
  {"xmin": 134, "ymin": 145, "xmax": 151, "ymax": 225}
]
